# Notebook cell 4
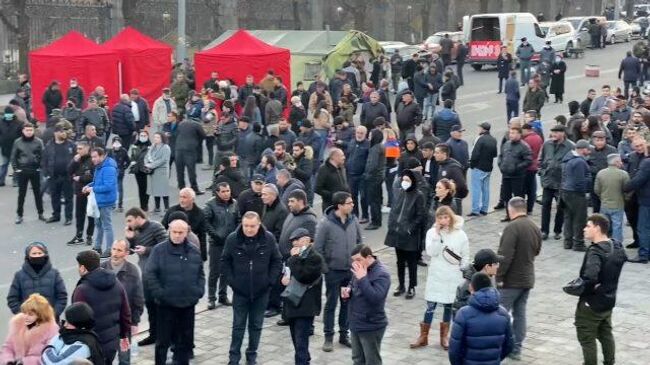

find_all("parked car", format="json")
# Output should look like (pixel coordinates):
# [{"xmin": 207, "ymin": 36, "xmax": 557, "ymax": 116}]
[
  {"xmin": 561, "ymin": 16, "xmax": 607, "ymax": 49},
  {"xmin": 539, "ymin": 21, "xmax": 579, "ymax": 56},
  {"xmin": 606, "ymin": 20, "xmax": 632, "ymax": 43},
  {"xmin": 379, "ymin": 41, "xmax": 410, "ymax": 56},
  {"xmin": 422, "ymin": 31, "xmax": 465, "ymax": 62},
  {"xmin": 630, "ymin": 18, "xmax": 643, "ymax": 38}
]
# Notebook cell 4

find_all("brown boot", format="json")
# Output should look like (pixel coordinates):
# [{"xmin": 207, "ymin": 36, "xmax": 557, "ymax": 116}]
[
  {"xmin": 409, "ymin": 322, "xmax": 430, "ymax": 348},
  {"xmin": 439, "ymin": 322, "xmax": 450, "ymax": 350}
]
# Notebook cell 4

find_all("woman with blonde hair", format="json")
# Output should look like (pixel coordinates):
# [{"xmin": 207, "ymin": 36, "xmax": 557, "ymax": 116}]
[
  {"xmin": 1, "ymin": 293, "xmax": 59, "ymax": 365},
  {"xmin": 410, "ymin": 205, "xmax": 469, "ymax": 351}
]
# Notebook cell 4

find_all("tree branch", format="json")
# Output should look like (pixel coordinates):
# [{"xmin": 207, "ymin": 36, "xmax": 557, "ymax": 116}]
[
  {"xmin": 0, "ymin": 7, "xmax": 19, "ymax": 33},
  {"xmin": 203, "ymin": 0, "xmax": 222, "ymax": 17}
]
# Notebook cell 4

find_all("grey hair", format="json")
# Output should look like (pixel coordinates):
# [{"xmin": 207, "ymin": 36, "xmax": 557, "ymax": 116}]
[
  {"xmin": 507, "ymin": 197, "xmax": 527, "ymax": 213},
  {"xmin": 179, "ymin": 187, "xmax": 196, "ymax": 200},
  {"xmin": 607, "ymin": 153, "xmax": 621, "ymax": 166},
  {"xmin": 277, "ymin": 169, "xmax": 291, "ymax": 180}
]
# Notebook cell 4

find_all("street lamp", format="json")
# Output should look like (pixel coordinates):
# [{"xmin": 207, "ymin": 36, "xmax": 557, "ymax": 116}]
[
  {"xmin": 162, "ymin": 11, "xmax": 171, "ymax": 36},
  {"xmin": 336, "ymin": 6, "xmax": 343, "ymax": 28}
]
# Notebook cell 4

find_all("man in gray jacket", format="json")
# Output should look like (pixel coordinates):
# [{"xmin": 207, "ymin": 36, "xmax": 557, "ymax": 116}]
[
  {"xmin": 539, "ymin": 125, "xmax": 574, "ymax": 240},
  {"xmin": 314, "ymin": 191, "xmax": 362, "ymax": 352},
  {"xmin": 516, "ymin": 38, "xmax": 535, "ymax": 85},
  {"xmin": 278, "ymin": 189, "xmax": 318, "ymax": 258}
]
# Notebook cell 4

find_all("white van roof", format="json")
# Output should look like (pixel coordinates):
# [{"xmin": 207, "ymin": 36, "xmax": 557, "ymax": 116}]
[{"xmin": 471, "ymin": 12, "xmax": 536, "ymax": 18}]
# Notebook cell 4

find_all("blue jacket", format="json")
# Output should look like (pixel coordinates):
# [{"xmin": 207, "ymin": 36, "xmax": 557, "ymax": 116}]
[
  {"xmin": 88, "ymin": 157, "xmax": 118, "ymax": 208},
  {"xmin": 561, "ymin": 152, "xmax": 591, "ymax": 193},
  {"xmin": 432, "ymin": 108, "xmax": 461, "ymax": 142},
  {"xmin": 446, "ymin": 137, "xmax": 470, "ymax": 170},
  {"xmin": 618, "ymin": 55, "xmax": 641, "ymax": 82},
  {"xmin": 346, "ymin": 139, "xmax": 370, "ymax": 176},
  {"xmin": 449, "ymin": 287, "xmax": 514, "ymax": 365},
  {"xmin": 348, "ymin": 259, "xmax": 390, "ymax": 333},
  {"xmin": 504, "ymin": 78, "xmax": 520, "ymax": 101},
  {"xmin": 624, "ymin": 158, "xmax": 650, "ymax": 206}
]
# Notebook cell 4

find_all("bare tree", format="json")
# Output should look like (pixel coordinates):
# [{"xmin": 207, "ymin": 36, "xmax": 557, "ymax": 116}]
[
  {"xmin": 0, "ymin": 0, "xmax": 30, "ymax": 74},
  {"xmin": 336, "ymin": 0, "xmax": 374, "ymax": 31},
  {"xmin": 122, "ymin": 0, "xmax": 142, "ymax": 27}
]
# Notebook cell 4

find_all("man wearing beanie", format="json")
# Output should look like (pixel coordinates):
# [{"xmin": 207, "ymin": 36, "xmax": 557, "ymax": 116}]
[
  {"xmin": 449, "ymin": 272, "xmax": 514, "ymax": 365},
  {"xmin": 42, "ymin": 302, "xmax": 105, "ymax": 365},
  {"xmin": 72, "ymin": 249, "xmax": 132, "ymax": 365}
]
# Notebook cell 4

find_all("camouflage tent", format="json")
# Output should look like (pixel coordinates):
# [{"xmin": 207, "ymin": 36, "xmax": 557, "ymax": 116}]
[{"xmin": 320, "ymin": 30, "xmax": 384, "ymax": 79}]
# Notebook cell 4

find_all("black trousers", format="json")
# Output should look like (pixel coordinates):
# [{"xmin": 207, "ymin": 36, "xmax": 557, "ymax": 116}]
[
  {"xmin": 590, "ymin": 182, "xmax": 601, "ymax": 213},
  {"xmin": 204, "ymin": 136, "xmax": 215, "ymax": 166},
  {"xmin": 457, "ymin": 62, "xmax": 465, "ymax": 86},
  {"xmin": 49, "ymin": 175, "xmax": 73, "ymax": 220},
  {"xmin": 395, "ymin": 248, "xmax": 418, "ymax": 289},
  {"xmin": 134, "ymin": 172, "xmax": 149, "ymax": 211},
  {"xmin": 561, "ymin": 191, "xmax": 588, "ymax": 247},
  {"xmin": 348, "ymin": 175, "xmax": 368, "ymax": 220},
  {"xmin": 541, "ymin": 188, "xmax": 563, "ymax": 235},
  {"xmin": 119, "ymin": 134, "xmax": 134, "ymax": 152},
  {"xmin": 366, "ymin": 179, "xmax": 383, "ymax": 226},
  {"xmin": 175, "ymin": 150, "xmax": 198, "ymax": 190},
  {"xmin": 155, "ymin": 305, "xmax": 195, "ymax": 365},
  {"xmin": 624, "ymin": 198, "xmax": 640, "ymax": 244},
  {"xmin": 17, "ymin": 170, "xmax": 43, "ymax": 217},
  {"xmin": 208, "ymin": 243, "xmax": 228, "ymax": 302},
  {"xmin": 524, "ymin": 171, "xmax": 537, "ymax": 214},
  {"xmin": 502, "ymin": 176, "xmax": 524, "ymax": 219},
  {"xmin": 74, "ymin": 192, "xmax": 95, "ymax": 237}
]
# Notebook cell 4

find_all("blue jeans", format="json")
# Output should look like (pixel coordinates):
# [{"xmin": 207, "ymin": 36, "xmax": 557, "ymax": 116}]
[
  {"xmin": 423, "ymin": 301, "xmax": 452, "ymax": 324},
  {"xmin": 600, "ymin": 206, "xmax": 624, "ymax": 245},
  {"xmin": 470, "ymin": 168, "xmax": 491, "ymax": 214},
  {"xmin": 423, "ymin": 93, "xmax": 437, "ymax": 120},
  {"xmin": 520, "ymin": 60, "xmax": 531, "ymax": 85},
  {"xmin": 500, "ymin": 288, "xmax": 530, "ymax": 354},
  {"xmin": 638, "ymin": 205, "xmax": 650, "ymax": 259},
  {"xmin": 229, "ymin": 292, "xmax": 269, "ymax": 365},
  {"xmin": 314, "ymin": 128, "xmax": 329, "ymax": 164},
  {"xmin": 323, "ymin": 270, "xmax": 351, "ymax": 338},
  {"xmin": 94, "ymin": 205, "xmax": 115, "ymax": 252},
  {"xmin": 289, "ymin": 317, "xmax": 314, "ymax": 365}
]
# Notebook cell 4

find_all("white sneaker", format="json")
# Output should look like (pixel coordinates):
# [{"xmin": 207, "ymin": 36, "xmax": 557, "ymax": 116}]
[{"xmin": 381, "ymin": 206, "xmax": 391, "ymax": 214}]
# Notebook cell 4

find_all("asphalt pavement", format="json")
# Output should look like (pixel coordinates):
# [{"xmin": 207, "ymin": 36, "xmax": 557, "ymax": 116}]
[{"xmin": 0, "ymin": 41, "xmax": 638, "ymax": 340}]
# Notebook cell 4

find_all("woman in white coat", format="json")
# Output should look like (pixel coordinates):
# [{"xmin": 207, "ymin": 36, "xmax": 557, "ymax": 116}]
[{"xmin": 410, "ymin": 205, "xmax": 469, "ymax": 351}]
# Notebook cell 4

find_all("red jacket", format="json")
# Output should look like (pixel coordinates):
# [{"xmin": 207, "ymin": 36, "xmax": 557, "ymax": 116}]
[{"xmin": 523, "ymin": 132, "xmax": 543, "ymax": 171}]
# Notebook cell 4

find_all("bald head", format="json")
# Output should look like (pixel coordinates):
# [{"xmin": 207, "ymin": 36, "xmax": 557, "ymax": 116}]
[
  {"xmin": 120, "ymin": 94, "xmax": 130, "ymax": 103},
  {"xmin": 169, "ymin": 220, "xmax": 190, "ymax": 244},
  {"xmin": 328, "ymin": 148, "xmax": 345, "ymax": 167}
]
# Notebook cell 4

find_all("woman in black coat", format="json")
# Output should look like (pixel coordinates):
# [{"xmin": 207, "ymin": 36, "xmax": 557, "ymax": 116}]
[
  {"xmin": 550, "ymin": 57, "xmax": 567, "ymax": 103},
  {"xmin": 42, "ymin": 81, "xmax": 63, "ymax": 118},
  {"xmin": 384, "ymin": 169, "xmax": 425, "ymax": 299},
  {"xmin": 7, "ymin": 242, "xmax": 67, "ymax": 318},
  {"xmin": 496, "ymin": 48, "xmax": 513, "ymax": 93}
]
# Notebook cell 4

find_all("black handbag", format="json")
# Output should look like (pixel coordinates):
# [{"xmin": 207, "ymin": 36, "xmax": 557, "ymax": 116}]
[{"xmin": 562, "ymin": 277, "xmax": 586, "ymax": 296}]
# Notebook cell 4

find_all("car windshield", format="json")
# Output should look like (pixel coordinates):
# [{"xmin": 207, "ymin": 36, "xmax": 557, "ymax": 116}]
[
  {"xmin": 425, "ymin": 35, "xmax": 442, "ymax": 44},
  {"xmin": 567, "ymin": 19, "xmax": 581, "ymax": 30}
]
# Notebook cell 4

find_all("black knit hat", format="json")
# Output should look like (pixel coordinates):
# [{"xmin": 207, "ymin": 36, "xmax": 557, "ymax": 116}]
[
  {"xmin": 64, "ymin": 302, "xmax": 95, "ymax": 330},
  {"xmin": 76, "ymin": 250, "xmax": 100, "ymax": 272}
]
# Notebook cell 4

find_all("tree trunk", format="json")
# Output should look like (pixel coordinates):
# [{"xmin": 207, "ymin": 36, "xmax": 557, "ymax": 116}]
[
  {"xmin": 0, "ymin": 0, "xmax": 29, "ymax": 75},
  {"xmin": 293, "ymin": 0, "xmax": 302, "ymax": 30},
  {"xmin": 480, "ymin": 0, "xmax": 489, "ymax": 13},
  {"xmin": 421, "ymin": 1, "xmax": 431, "ymax": 38},
  {"xmin": 626, "ymin": 0, "xmax": 635, "ymax": 19},
  {"xmin": 122, "ymin": 0, "xmax": 140, "ymax": 27}
]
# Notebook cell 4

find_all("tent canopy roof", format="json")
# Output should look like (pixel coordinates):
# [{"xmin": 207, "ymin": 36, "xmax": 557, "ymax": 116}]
[
  {"xmin": 205, "ymin": 30, "xmax": 348, "ymax": 56},
  {"xmin": 199, "ymin": 29, "xmax": 289, "ymax": 56},
  {"xmin": 30, "ymin": 31, "xmax": 114, "ymax": 57},
  {"xmin": 103, "ymin": 26, "xmax": 172, "ymax": 51}
]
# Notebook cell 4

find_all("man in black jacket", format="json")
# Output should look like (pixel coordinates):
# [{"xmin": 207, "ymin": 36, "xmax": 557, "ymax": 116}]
[
  {"xmin": 72, "ymin": 250, "xmax": 132, "ymax": 365},
  {"xmin": 434, "ymin": 143, "xmax": 468, "ymax": 212},
  {"xmin": 395, "ymin": 91, "xmax": 422, "ymax": 143},
  {"xmin": 67, "ymin": 142, "xmax": 95, "ymax": 246},
  {"xmin": 290, "ymin": 141, "xmax": 313, "ymax": 199},
  {"xmin": 315, "ymin": 148, "xmax": 350, "ymax": 212},
  {"xmin": 575, "ymin": 214, "xmax": 626, "ymax": 365},
  {"xmin": 101, "ymin": 239, "xmax": 144, "ymax": 365},
  {"xmin": 175, "ymin": 117, "xmax": 206, "ymax": 194},
  {"xmin": 278, "ymin": 189, "xmax": 318, "ymax": 258},
  {"xmin": 110, "ymin": 94, "xmax": 136, "ymax": 150},
  {"xmin": 345, "ymin": 127, "xmax": 370, "ymax": 222},
  {"xmin": 261, "ymin": 183, "xmax": 289, "ymax": 318},
  {"xmin": 360, "ymin": 92, "xmax": 389, "ymax": 131},
  {"xmin": 0, "ymin": 107, "xmax": 24, "ymax": 186},
  {"xmin": 12, "ymin": 123, "xmax": 45, "ymax": 224},
  {"xmin": 618, "ymin": 51, "xmax": 641, "ymax": 99},
  {"xmin": 238, "ymin": 174, "xmax": 265, "ymax": 217},
  {"xmin": 123, "ymin": 207, "xmax": 167, "ymax": 347},
  {"xmin": 79, "ymin": 96, "xmax": 109, "ymax": 142},
  {"xmin": 203, "ymin": 182, "xmax": 239, "ymax": 309},
  {"xmin": 145, "ymin": 220, "xmax": 205, "ymax": 365},
  {"xmin": 497, "ymin": 127, "xmax": 533, "ymax": 221},
  {"xmin": 623, "ymin": 138, "xmax": 647, "ymax": 249},
  {"xmin": 42, "ymin": 126, "xmax": 75, "ymax": 225},
  {"xmin": 222, "ymin": 212, "xmax": 282, "ymax": 365},
  {"xmin": 161, "ymin": 188, "xmax": 208, "ymax": 261},
  {"xmin": 469, "ymin": 122, "xmax": 498, "ymax": 216}
]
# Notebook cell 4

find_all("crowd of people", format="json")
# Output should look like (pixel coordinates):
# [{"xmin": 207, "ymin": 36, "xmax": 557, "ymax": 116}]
[{"xmin": 0, "ymin": 35, "xmax": 647, "ymax": 365}]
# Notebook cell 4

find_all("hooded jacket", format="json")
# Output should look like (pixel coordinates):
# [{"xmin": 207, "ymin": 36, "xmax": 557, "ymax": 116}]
[
  {"xmin": 449, "ymin": 287, "xmax": 514, "ymax": 365},
  {"xmin": 561, "ymin": 152, "xmax": 592, "ymax": 193},
  {"xmin": 364, "ymin": 130, "xmax": 386, "ymax": 182},
  {"xmin": 384, "ymin": 170, "xmax": 426, "ymax": 251},
  {"xmin": 100, "ymin": 260, "xmax": 144, "ymax": 325},
  {"xmin": 221, "ymin": 226, "xmax": 283, "ymax": 300},
  {"xmin": 425, "ymin": 217, "xmax": 470, "ymax": 303},
  {"xmin": 71, "ymin": 269, "xmax": 131, "ymax": 352},
  {"xmin": 7, "ymin": 245, "xmax": 67, "ymax": 317},
  {"xmin": 87, "ymin": 157, "xmax": 118, "ymax": 208},
  {"xmin": 145, "ymin": 239, "xmax": 205, "ymax": 307},
  {"xmin": 314, "ymin": 206, "xmax": 362, "ymax": 271}
]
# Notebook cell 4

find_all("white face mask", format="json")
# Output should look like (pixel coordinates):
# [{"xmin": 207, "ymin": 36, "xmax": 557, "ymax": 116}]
[
  {"xmin": 401, "ymin": 181, "xmax": 411, "ymax": 190},
  {"xmin": 205, "ymin": 112, "xmax": 214, "ymax": 121},
  {"xmin": 139, "ymin": 136, "xmax": 148, "ymax": 143},
  {"xmin": 112, "ymin": 142, "xmax": 121, "ymax": 149}
]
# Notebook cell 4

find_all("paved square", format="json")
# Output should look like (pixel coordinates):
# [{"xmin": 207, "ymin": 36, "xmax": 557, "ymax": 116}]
[{"xmin": 134, "ymin": 210, "xmax": 650, "ymax": 364}]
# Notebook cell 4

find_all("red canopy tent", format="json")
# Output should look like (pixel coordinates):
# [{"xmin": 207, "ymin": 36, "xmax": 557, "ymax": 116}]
[
  {"xmin": 29, "ymin": 31, "xmax": 120, "ymax": 121},
  {"xmin": 195, "ymin": 29, "xmax": 291, "ymax": 97},
  {"xmin": 103, "ymin": 27, "xmax": 173, "ymax": 106}
]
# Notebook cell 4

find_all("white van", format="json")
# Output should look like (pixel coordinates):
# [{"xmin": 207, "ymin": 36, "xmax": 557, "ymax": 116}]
[{"xmin": 463, "ymin": 12, "xmax": 546, "ymax": 70}]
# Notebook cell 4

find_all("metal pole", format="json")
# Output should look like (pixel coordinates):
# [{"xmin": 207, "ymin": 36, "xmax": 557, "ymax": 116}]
[{"xmin": 177, "ymin": 0, "xmax": 186, "ymax": 63}]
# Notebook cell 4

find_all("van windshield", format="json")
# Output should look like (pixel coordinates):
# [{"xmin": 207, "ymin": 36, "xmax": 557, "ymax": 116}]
[{"xmin": 471, "ymin": 17, "xmax": 500, "ymax": 41}]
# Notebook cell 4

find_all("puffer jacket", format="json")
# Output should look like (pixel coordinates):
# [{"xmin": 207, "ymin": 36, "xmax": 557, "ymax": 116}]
[
  {"xmin": 221, "ymin": 226, "xmax": 283, "ymax": 300},
  {"xmin": 432, "ymin": 108, "xmax": 461, "ymax": 142},
  {"xmin": 314, "ymin": 206, "xmax": 362, "ymax": 271},
  {"xmin": 498, "ymin": 139, "xmax": 532, "ymax": 178},
  {"xmin": 539, "ymin": 139, "xmax": 574, "ymax": 189},
  {"xmin": 0, "ymin": 119, "xmax": 23, "ymax": 157},
  {"xmin": 7, "ymin": 258, "xmax": 67, "ymax": 317},
  {"xmin": 88, "ymin": 157, "xmax": 118, "ymax": 208},
  {"xmin": 110, "ymin": 101, "xmax": 136, "ymax": 136},
  {"xmin": 203, "ymin": 197, "xmax": 239, "ymax": 245},
  {"xmin": 449, "ymin": 287, "xmax": 514, "ymax": 365}
]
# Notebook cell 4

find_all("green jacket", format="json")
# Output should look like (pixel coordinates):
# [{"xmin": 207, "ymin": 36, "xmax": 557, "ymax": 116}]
[{"xmin": 594, "ymin": 167, "xmax": 629, "ymax": 210}]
